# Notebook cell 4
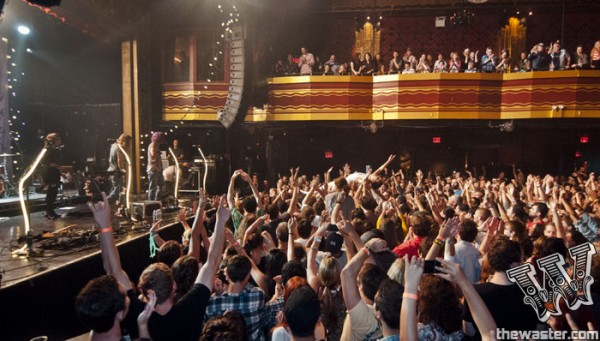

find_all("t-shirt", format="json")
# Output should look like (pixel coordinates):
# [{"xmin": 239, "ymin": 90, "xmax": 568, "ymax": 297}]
[
  {"xmin": 392, "ymin": 236, "xmax": 423, "ymax": 259},
  {"xmin": 340, "ymin": 299, "xmax": 382, "ymax": 341},
  {"xmin": 148, "ymin": 283, "xmax": 211, "ymax": 341},
  {"xmin": 271, "ymin": 326, "xmax": 291, "ymax": 341},
  {"xmin": 454, "ymin": 240, "xmax": 481, "ymax": 284},
  {"xmin": 121, "ymin": 289, "xmax": 145, "ymax": 340},
  {"xmin": 231, "ymin": 207, "xmax": 265, "ymax": 233},
  {"xmin": 463, "ymin": 282, "xmax": 539, "ymax": 340}
]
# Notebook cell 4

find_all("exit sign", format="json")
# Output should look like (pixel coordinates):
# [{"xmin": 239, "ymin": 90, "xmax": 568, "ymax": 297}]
[
  {"xmin": 324, "ymin": 150, "xmax": 334, "ymax": 159},
  {"xmin": 580, "ymin": 136, "xmax": 589, "ymax": 144},
  {"xmin": 432, "ymin": 137, "xmax": 442, "ymax": 144}
]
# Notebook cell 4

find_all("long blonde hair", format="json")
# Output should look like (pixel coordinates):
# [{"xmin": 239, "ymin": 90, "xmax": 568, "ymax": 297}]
[{"xmin": 318, "ymin": 256, "xmax": 341, "ymax": 329}]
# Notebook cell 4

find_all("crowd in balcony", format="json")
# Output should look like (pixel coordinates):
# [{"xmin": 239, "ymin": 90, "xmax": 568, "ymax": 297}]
[
  {"xmin": 273, "ymin": 40, "xmax": 600, "ymax": 77},
  {"xmin": 75, "ymin": 154, "xmax": 600, "ymax": 340}
]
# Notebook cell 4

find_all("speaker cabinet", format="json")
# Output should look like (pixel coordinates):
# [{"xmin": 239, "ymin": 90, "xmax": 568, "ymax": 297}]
[{"xmin": 219, "ymin": 23, "xmax": 246, "ymax": 129}]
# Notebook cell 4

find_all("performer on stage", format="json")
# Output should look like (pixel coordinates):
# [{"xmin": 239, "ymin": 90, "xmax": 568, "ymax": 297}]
[
  {"xmin": 107, "ymin": 134, "xmax": 131, "ymax": 205},
  {"xmin": 147, "ymin": 132, "xmax": 164, "ymax": 201},
  {"xmin": 43, "ymin": 133, "xmax": 62, "ymax": 219},
  {"xmin": 169, "ymin": 138, "xmax": 184, "ymax": 164}
]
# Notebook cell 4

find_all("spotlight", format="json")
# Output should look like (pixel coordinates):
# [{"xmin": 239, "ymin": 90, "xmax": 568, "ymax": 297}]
[
  {"xmin": 17, "ymin": 25, "xmax": 31, "ymax": 35},
  {"xmin": 26, "ymin": 48, "xmax": 32, "ymax": 53}
]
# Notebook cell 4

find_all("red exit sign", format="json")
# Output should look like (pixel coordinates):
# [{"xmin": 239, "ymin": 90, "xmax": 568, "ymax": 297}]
[
  {"xmin": 324, "ymin": 150, "xmax": 334, "ymax": 159},
  {"xmin": 580, "ymin": 136, "xmax": 589, "ymax": 144},
  {"xmin": 432, "ymin": 137, "xmax": 442, "ymax": 144}
]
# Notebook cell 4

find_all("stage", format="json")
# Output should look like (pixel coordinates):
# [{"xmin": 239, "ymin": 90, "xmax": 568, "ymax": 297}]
[{"xmin": 0, "ymin": 205, "xmax": 188, "ymax": 340}]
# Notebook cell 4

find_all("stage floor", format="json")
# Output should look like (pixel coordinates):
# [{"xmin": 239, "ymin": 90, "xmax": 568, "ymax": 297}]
[{"xmin": 0, "ymin": 206, "xmax": 179, "ymax": 288}]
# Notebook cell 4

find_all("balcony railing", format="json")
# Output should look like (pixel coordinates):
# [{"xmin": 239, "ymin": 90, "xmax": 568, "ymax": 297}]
[{"xmin": 163, "ymin": 70, "xmax": 600, "ymax": 122}]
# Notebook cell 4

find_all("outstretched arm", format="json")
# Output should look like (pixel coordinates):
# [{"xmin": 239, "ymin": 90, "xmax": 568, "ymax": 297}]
[
  {"xmin": 436, "ymin": 259, "xmax": 496, "ymax": 341},
  {"xmin": 308, "ymin": 223, "xmax": 329, "ymax": 292},
  {"xmin": 227, "ymin": 170, "xmax": 242, "ymax": 210},
  {"xmin": 400, "ymin": 256, "xmax": 423, "ymax": 341},
  {"xmin": 188, "ymin": 192, "xmax": 207, "ymax": 262},
  {"xmin": 90, "ymin": 193, "xmax": 132, "ymax": 290},
  {"xmin": 241, "ymin": 171, "xmax": 264, "ymax": 211},
  {"xmin": 197, "ymin": 195, "xmax": 229, "ymax": 288}
]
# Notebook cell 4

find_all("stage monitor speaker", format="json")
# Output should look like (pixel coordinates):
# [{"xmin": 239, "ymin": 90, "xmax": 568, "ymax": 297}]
[{"xmin": 219, "ymin": 23, "xmax": 246, "ymax": 129}]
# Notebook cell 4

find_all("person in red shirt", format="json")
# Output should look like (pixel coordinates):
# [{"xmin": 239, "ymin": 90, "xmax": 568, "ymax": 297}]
[{"xmin": 392, "ymin": 211, "xmax": 433, "ymax": 259}]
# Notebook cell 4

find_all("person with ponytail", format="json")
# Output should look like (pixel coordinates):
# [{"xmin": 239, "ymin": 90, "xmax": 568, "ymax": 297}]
[{"xmin": 308, "ymin": 223, "xmax": 346, "ymax": 340}]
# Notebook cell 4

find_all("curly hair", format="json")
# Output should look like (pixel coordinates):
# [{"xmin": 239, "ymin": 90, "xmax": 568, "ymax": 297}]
[
  {"xmin": 410, "ymin": 211, "xmax": 433, "ymax": 237},
  {"xmin": 418, "ymin": 275, "xmax": 462, "ymax": 334}
]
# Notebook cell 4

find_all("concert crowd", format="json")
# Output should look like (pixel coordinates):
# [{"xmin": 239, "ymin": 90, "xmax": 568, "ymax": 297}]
[{"xmin": 75, "ymin": 154, "xmax": 600, "ymax": 340}]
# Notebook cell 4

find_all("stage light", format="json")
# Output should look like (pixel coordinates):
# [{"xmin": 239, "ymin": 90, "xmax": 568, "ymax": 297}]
[
  {"xmin": 26, "ymin": 48, "xmax": 32, "ymax": 53},
  {"xmin": 17, "ymin": 25, "xmax": 31, "ymax": 35}
]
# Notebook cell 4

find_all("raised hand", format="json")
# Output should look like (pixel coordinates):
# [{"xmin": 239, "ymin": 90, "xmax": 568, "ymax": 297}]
[
  {"xmin": 177, "ymin": 208, "xmax": 187, "ymax": 223},
  {"xmin": 365, "ymin": 238, "xmax": 389, "ymax": 253},
  {"xmin": 240, "ymin": 171, "xmax": 251, "ymax": 182},
  {"xmin": 232, "ymin": 169, "xmax": 243, "ymax": 178},
  {"xmin": 224, "ymin": 227, "xmax": 236, "ymax": 245},
  {"xmin": 316, "ymin": 222, "xmax": 329, "ymax": 238},
  {"xmin": 404, "ymin": 255, "xmax": 424, "ymax": 293},
  {"xmin": 89, "ymin": 192, "xmax": 112, "ymax": 229},
  {"xmin": 215, "ymin": 195, "xmax": 230, "ymax": 222},
  {"xmin": 337, "ymin": 220, "xmax": 354, "ymax": 234},
  {"xmin": 198, "ymin": 190, "xmax": 206, "ymax": 209},
  {"xmin": 434, "ymin": 258, "xmax": 468, "ymax": 286},
  {"xmin": 150, "ymin": 219, "xmax": 163, "ymax": 234},
  {"xmin": 287, "ymin": 217, "xmax": 297, "ymax": 233},
  {"xmin": 137, "ymin": 289, "xmax": 157, "ymax": 337}
]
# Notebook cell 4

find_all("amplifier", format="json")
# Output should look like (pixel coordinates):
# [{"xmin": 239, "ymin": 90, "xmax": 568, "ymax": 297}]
[{"xmin": 131, "ymin": 201, "xmax": 161, "ymax": 221}]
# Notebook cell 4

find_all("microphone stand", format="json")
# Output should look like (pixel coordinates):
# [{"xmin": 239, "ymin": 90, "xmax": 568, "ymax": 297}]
[
  {"xmin": 14, "ymin": 145, "xmax": 50, "ymax": 257},
  {"xmin": 116, "ymin": 144, "xmax": 133, "ymax": 225},
  {"xmin": 197, "ymin": 147, "xmax": 208, "ymax": 191},
  {"xmin": 168, "ymin": 147, "xmax": 180, "ymax": 207}
]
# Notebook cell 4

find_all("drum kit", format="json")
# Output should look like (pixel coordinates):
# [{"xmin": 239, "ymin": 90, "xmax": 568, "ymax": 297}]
[{"xmin": 0, "ymin": 153, "xmax": 17, "ymax": 198}]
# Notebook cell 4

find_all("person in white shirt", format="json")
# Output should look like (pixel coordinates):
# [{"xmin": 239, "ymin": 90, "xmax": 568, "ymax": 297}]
[{"xmin": 454, "ymin": 219, "xmax": 482, "ymax": 284}]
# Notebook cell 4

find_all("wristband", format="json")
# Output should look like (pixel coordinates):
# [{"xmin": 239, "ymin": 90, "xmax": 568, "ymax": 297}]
[
  {"xmin": 433, "ymin": 237, "xmax": 444, "ymax": 247},
  {"xmin": 99, "ymin": 227, "xmax": 113, "ymax": 234},
  {"xmin": 402, "ymin": 293, "xmax": 418, "ymax": 300},
  {"xmin": 361, "ymin": 247, "xmax": 371, "ymax": 255},
  {"xmin": 232, "ymin": 241, "xmax": 240, "ymax": 247},
  {"xmin": 314, "ymin": 236, "xmax": 322, "ymax": 243}
]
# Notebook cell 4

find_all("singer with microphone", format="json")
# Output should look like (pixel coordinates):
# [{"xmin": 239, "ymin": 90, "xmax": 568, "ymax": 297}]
[
  {"xmin": 43, "ymin": 133, "xmax": 63, "ymax": 219},
  {"xmin": 107, "ymin": 134, "xmax": 131, "ymax": 208}
]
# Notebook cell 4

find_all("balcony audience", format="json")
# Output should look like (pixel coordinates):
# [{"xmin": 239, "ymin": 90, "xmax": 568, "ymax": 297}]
[{"xmin": 274, "ymin": 38, "xmax": 598, "ymax": 78}]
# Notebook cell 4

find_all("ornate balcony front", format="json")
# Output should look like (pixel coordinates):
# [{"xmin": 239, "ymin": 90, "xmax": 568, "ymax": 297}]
[
  {"xmin": 162, "ymin": 71, "xmax": 600, "ymax": 123},
  {"xmin": 247, "ymin": 70, "xmax": 600, "ymax": 122}
]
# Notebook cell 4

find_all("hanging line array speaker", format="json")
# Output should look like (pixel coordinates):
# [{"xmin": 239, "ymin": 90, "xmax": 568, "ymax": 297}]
[{"xmin": 218, "ymin": 24, "xmax": 246, "ymax": 128}]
